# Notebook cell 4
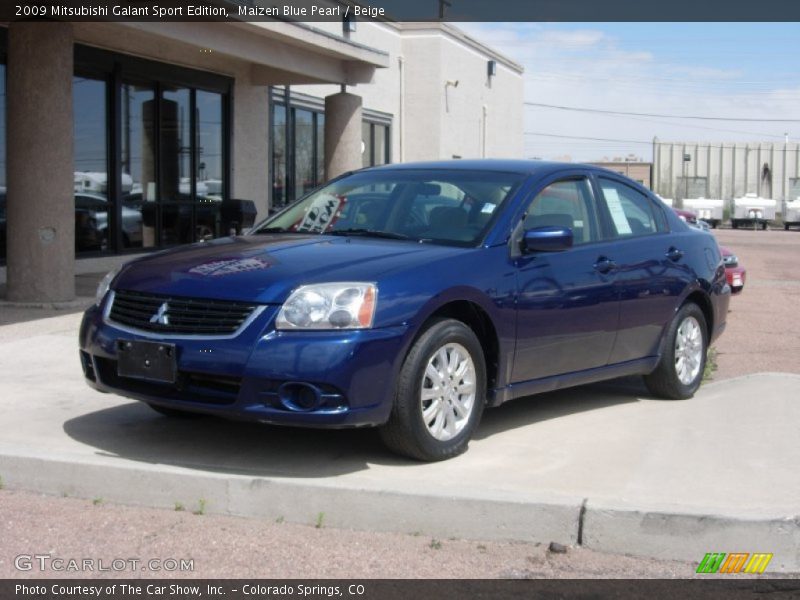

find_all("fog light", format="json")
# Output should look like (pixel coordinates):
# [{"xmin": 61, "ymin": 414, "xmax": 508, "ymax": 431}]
[{"xmin": 278, "ymin": 382, "xmax": 322, "ymax": 412}]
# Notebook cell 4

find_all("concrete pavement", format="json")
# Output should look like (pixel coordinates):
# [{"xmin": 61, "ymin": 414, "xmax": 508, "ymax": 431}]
[{"xmin": 0, "ymin": 311, "xmax": 798, "ymax": 572}]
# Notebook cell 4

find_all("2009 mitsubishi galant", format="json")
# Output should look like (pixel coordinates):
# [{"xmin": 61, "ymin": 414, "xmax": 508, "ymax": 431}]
[{"xmin": 80, "ymin": 160, "xmax": 730, "ymax": 461}]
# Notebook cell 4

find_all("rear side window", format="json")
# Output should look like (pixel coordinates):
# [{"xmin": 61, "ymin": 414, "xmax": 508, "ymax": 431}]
[
  {"xmin": 523, "ymin": 178, "xmax": 598, "ymax": 245},
  {"xmin": 598, "ymin": 178, "xmax": 663, "ymax": 238}
]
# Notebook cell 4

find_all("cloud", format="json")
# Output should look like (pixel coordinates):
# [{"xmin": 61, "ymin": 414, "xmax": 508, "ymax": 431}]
[{"xmin": 458, "ymin": 23, "xmax": 796, "ymax": 161}]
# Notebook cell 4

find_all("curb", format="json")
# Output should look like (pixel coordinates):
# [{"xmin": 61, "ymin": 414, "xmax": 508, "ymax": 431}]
[
  {"xmin": 583, "ymin": 499, "xmax": 800, "ymax": 573},
  {"xmin": 0, "ymin": 450, "xmax": 583, "ymax": 547},
  {"xmin": 1, "ymin": 449, "xmax": 798, "ymax": 572}
]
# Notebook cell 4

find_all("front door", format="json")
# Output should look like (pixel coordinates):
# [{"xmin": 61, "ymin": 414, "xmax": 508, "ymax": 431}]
[{"xmin": 512, "ymin": 177, "xmax": 620, "ymax": 383}]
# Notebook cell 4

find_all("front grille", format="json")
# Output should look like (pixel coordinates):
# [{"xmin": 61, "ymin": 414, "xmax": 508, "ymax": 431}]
[{"xmin": 109, "ymin": 290, "xmax": 258, "ymax": 335}]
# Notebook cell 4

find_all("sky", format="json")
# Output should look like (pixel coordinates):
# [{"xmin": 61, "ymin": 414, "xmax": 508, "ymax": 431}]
[{"xmin": 458, "ymin": 22, "xmax": 800, "ymax": 162}]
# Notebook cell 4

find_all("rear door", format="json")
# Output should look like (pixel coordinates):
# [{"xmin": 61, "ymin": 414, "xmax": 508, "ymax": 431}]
[
  {"xmin": 592, "ymin": 176, "xmax": 689, "ymax": 363},
  {"xmin": 511, "ymin": 175, "xmax": 620, "ymax": 383}
]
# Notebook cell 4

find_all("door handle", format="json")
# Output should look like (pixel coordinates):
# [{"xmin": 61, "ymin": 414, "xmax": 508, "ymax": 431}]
[
  {"xmin": 666, "ymin": 247, "xmax": 684, "ymax": 262},
  {"xmin": 593, "ymin": 257, "xmax": 617, "ymax": 273}
]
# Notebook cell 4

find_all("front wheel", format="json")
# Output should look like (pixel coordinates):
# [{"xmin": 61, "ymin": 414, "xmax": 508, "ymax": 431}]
[
  {"xmin": 379, "ymin": 319, "xmax": 486, "ymax": 461},
  {"xmin": 644, "ymin": 303, "xmax": 708, "ymax": 400}
]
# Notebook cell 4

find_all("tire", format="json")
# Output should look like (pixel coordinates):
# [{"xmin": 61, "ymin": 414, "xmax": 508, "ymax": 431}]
[
  {"xmin": 147, "ymin": 403, "xmax": 199, "ymax": 418},
  {"xmin": 644, "ymin": 303, "xmax": 708, "ymax": 400},
  {"xmin": 379, "ymin": 319, "xmax": 486, "ymax": 461},
  {"xmin": 731, "ymin": 220, "xmax": 739, "ymax": 229}
]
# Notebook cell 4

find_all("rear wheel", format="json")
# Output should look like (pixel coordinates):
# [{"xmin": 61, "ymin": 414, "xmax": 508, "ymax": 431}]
[
  {"xmin": 380, "ymin": 319, "xmax": 486, "ymax": 461},
  {"xmin": 644, "ymin": 303, "xmax": 708, "ymax": 400}
]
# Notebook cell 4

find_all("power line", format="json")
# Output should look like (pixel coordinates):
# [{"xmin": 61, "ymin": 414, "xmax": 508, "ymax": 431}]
[
  {"xmin": 524, "ymin": 131, "xmax": 800, "ymax": 150},
  {"xmin": 536, "ymin": 106, "xmax": 789, "ymax": 139},
  {"xmin": 524, "ymin": 101, "xmax": 800, "ymax": 122},
  {"xmin": 525, "ymin": 131, "xmax": 651, "ymax": 144}
]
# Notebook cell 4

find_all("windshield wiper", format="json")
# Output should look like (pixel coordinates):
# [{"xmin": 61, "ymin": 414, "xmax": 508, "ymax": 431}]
[{"xmin": 327, "ymin": 229, "xmax": 411, "ymax": 241}]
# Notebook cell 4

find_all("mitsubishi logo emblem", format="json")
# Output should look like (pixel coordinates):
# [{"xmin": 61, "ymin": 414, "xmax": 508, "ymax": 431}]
[{"xmin": 149, "ymin": 302, "xmax": 170, "ymax": 326}]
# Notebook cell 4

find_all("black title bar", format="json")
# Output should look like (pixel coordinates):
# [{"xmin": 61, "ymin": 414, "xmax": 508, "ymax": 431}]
[
  {"xmin": 5, "ymin": 0, "xmax": 800, "ymax": 22},
  {"xmin": 4, "ymin": 579, "xmax": 800, "ymax": 600}
]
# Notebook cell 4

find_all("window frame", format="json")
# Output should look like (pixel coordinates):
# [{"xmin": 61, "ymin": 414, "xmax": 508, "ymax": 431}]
[
  {"xmin": 593, "ymin": 175, "xmax": 670, "ymax": 240},
  {"xmin": 517, "ymin": 175, "xmax": 603, "ymax": 248},
  {"xmin": 270, "ymin": 88, "xmax": 326, "ymax": 209}
]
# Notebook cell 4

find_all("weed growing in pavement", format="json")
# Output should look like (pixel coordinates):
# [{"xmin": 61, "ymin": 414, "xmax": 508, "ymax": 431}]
[
  {"xmin": 275, "ymin": 516, "xmax": 285, "ymax": 524},
  {"xmin": 174, "ymin": 502, "xmax": 185, "ymax": 512},
  {"xmin": 0, "ymin": 475, "xmax": 4, "ymax": 490},
  {"xmin": 315, "ymin": 512, "xmax": 325, "ymax": 529},
  {"xmin": 193, "ymin": 498, "xmax": 207, "ymax": 516},
  {"xmin": 429, "ymin": 539, "xmax": 442, "ymax": 550},
  {"xmin": 477, "ymin": 544, "xmax": 487, "ymax": 553},
  {"xmin": 92, "ymin": 498, "xmax": 103, "ymax": 506},
  {"xmin": 703, "ymin": 347, "xmax": 718, "ymax": 382}
]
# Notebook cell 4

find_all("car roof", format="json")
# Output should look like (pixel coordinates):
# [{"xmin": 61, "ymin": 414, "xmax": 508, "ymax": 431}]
[{"xmin": 362, "ymin": 159, "xmax": 613, "ymax": 177}]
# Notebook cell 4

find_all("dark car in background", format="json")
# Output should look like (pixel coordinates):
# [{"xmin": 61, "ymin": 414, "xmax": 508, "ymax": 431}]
[{"xmin": 80, "ymin": 161, "xmax": 730, "ymax": 461}]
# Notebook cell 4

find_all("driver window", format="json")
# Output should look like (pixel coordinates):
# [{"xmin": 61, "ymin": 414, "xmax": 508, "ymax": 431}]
[{"xmin": 523, "ymin": 178, "xmax": 597, "ymax": 245}]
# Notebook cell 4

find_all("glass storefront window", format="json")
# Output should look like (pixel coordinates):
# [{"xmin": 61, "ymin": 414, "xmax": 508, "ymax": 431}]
[
  {"xmin": 269, "ymin": 93, "xmax": 390, "ymax": 208},
  {"xmin": 361, "ymin": 122, "xmax": 390, "ymax": 168},
  {"xmin": 160, "ymin": 87, "xmax": 192, "ymax": 245},
  {"xmin": 73, "ymin": 76, "xmax": 108, "ymax": 254},
  {"xmin": 316, "ymin": 113, "xmax": 325, "ymax": 185},
  {"xmin": 196, "ymin": 90, "xmax": 224, "ymax": 239},
  {"xmin": 374, "ymin": 124, "xmax": 387, "ymax": 166},
  {"xmin": 161, "ymin": 87, "xmax": 191, "ymax": 203},
  {"xmin": 362, "ymin": 121, "xmax": 372, "ymax": 168},
  {"xmin": 121, "ymin": 82, "xmax": 156, "ymax": 249},
  {"xmin": 294, "ymin": 109, "xmax": 314, "ymax": 199},
  {"xmin": 272, "ymin": 104, "xmax": 287, "ymax": 207},
  {"xmin": 0, "ymin": 48, "xmax": 230, "ymax": 263}
]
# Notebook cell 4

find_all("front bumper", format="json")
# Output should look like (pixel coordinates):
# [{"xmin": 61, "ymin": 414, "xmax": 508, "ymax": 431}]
[{"xmin": 79, "ymin": 299, "xmax": 410, "ymax": 428}]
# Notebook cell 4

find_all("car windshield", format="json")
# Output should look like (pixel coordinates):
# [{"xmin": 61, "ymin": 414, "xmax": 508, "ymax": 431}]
[{"xmin": 251, "ymin": 169, "xmax": 525, "ymax": 246}]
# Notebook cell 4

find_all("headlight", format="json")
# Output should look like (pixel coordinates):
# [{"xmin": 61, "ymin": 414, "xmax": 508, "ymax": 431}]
[
  {"xmin": 276, "ymin": 283, "xmax": 377, "ymax": 330},
  {"xmin": 95, "ymin": 266, "xmax": 121, "ymax": 306}
]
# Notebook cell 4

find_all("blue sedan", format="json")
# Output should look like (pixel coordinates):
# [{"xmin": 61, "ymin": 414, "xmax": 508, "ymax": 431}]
[{"xmin": 80, "ymin": 160, "xmax": 730, "ymax": 461}]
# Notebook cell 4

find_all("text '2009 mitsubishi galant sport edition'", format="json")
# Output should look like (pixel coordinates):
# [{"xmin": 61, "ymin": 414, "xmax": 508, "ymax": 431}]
[{"xmin": 80, "ymin": 160, "xmax": 730, "ymax": 461}]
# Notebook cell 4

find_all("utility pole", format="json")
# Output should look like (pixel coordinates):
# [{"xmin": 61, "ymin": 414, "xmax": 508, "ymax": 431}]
[{"xmin": 682, "ymin": 152, "xmax": 691, "ymax": 208}]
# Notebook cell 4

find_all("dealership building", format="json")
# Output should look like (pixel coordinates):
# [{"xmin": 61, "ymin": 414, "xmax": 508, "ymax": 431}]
[{"xmin": 0, "ymin": 17, "xmax": 523, "ymax": 303}]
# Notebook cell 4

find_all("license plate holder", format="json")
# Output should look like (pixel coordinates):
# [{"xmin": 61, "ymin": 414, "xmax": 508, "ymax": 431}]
[{"xmin": 117, "ymin": 340, "xmax": 177, "ymax": 384}]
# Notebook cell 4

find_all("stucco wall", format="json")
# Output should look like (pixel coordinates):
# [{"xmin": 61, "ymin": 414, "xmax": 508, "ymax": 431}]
[{"xmin": 296, "ymin": 22, "xmax": 524, "ymax": 164}]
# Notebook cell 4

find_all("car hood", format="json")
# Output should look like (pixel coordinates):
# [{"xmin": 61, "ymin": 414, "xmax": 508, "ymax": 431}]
[{"xmin": 113, "ymin": 234, "xmax": 466, "ymax": 303}]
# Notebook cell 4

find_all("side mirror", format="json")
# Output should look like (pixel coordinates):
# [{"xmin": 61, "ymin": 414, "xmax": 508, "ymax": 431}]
[{"xmin": 521, "ymin": 226, "xmax": 573, "ymax": 253}]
